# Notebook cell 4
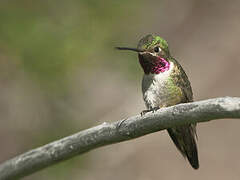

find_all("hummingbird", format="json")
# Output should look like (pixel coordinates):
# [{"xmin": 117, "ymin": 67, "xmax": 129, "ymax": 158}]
[{"xmin": 116, "ymin": 34, "xmax": 199, "ymax": 169}]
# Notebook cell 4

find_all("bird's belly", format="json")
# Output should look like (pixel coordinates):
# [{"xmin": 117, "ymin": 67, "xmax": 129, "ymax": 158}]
[{"xmin": 142, "ymin": 74, "xmax": 183, "ymax": 109}]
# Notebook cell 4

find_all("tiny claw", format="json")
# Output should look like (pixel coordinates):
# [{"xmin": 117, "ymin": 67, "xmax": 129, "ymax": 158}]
[
  {"xmin": 140, "ymin": 109, "xmax": 151, "ymax": 116},
  {"xmin": 140, "ymin": 107, "xmax": 160, "ymax": 116}
]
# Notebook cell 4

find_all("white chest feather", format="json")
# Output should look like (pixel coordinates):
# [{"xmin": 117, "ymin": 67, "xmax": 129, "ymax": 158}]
[{"xmin": 142, "ymin": 62, "xmax": 175, "ymax": 109}]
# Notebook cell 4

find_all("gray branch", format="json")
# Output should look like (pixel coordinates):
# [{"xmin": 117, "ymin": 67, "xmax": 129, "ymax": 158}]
[{"xmin": 0, "ymin": 97, "xmax": 240, "ymax": 180}]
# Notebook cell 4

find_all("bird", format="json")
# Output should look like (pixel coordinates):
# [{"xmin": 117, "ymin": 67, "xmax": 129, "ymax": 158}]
[{"xmin": 116, "ymin": 34, "xmax": 199, "ymax": 169}]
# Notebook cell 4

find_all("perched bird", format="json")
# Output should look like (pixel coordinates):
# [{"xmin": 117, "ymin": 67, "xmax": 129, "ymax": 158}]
[{"xmin": 116, "ymin": 34, "xmax": 199, "ymax": 169}]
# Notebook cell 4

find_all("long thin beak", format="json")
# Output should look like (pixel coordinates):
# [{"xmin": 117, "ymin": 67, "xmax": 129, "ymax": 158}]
[{"xmin": 115, "ymin": 47, "xmax": 144, "ymax": 52}]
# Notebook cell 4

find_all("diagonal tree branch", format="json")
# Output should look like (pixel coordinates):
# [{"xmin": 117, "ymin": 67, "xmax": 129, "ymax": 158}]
[{"xmin": 0, "ymin": 97, "xmax": 240, "ymax": 180}]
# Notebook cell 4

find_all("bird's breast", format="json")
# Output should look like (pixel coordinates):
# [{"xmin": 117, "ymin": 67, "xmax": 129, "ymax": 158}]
[{"xmin": 142, "ymin": 62, "xmax": 183, "ymax": 109}]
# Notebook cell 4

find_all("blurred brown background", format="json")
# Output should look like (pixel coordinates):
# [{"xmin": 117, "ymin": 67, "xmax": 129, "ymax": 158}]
[{"xmin": 0, "ymin": 0, "xmax": 240, "ymax": 179}]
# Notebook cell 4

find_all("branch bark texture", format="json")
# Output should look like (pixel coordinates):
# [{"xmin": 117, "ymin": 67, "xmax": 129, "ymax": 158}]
[{"xmin": 0, "ymin": 97, "xmax": 240, "ymax": 180}]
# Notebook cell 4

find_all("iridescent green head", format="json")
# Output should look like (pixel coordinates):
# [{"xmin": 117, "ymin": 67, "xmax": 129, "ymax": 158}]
[
  {"xmin": 137, "ymin": 34, "xmax": 170, "ymax": 58},
  {"xmin": 116, "ymin": 34, "xmax": 170, "ymax": 58}
]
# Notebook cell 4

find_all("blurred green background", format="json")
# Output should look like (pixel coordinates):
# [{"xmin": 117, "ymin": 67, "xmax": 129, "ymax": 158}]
[{"xmin": 1, "ymin": 0, "xmax": 240, "ymax": 179}]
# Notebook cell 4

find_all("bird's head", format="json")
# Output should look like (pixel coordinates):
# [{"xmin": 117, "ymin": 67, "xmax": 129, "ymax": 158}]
[{"xmin": 116, "ymin": 34, "xmax": 171, "ymax": 74}]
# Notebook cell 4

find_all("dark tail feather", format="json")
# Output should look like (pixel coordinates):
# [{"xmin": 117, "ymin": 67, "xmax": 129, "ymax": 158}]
[{"xmin": 167, "ymin": 125, "xmax": 199, "ymax": 169}]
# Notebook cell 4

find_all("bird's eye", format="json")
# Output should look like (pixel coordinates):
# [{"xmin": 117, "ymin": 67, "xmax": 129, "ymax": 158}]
[{"xmin": 153, "ymin": 46, "xmax": 161, "ymax": 53}]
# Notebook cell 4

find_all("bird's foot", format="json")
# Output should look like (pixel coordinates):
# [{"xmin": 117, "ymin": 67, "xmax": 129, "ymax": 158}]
[
  {"xmin": 140, "ymin": 110, "xmax": 150, "ymax": 116},
  {"xmin": 140, "ymin": 107, "xmax": 159, "ymax": 116},
  {"xmin": 151, "ymin": 107, "xmax": 160, "ymax": 112}
]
